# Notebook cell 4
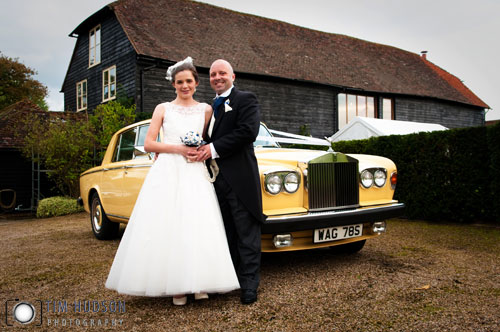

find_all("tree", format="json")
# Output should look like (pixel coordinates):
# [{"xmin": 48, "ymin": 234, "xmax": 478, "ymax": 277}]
[
  {"xmin": 19, "ymin": 114, "xmax": 94, "ymax": 198},
  {"xmin": 0, "ymin": 52, "xmax": 48, "ymax": 110},
  {"xmin": 17, "ymin": 101, "xmax": 136, "ymax": 198},
  {"xmin": 89, "ymin": 100, "xmax": 136, "ymax": 160}
]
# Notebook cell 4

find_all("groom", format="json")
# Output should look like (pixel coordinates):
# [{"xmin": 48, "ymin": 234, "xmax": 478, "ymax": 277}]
[{"xmin": 195, "ymin": 59, "xmax": 264, "ymax": 304}]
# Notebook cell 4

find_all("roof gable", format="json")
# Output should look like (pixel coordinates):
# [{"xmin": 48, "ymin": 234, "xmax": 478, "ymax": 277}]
[
  {"xmin": 422, "ymin": 58, "xmax": 488, "ymax": 108},
  {"xmin": 74, "ymin": 0, "xmax": 488, "ymax": 108}
]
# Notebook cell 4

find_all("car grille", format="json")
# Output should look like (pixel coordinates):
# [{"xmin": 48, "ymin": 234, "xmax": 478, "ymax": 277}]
[{"xmin": 308, "ymin": 161, "xmax": 359, "ymax": 211}]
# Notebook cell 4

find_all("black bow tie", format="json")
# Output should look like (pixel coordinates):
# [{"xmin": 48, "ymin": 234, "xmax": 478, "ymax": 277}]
[{"xmin": 212, "ymin": 97, "xmax": 225, "ymax": 118}]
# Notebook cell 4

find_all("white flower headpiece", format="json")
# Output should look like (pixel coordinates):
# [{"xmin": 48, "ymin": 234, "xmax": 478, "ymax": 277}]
[{"xmin": 165, "ymin": 56, "xmax": 194, "ymax": 82}]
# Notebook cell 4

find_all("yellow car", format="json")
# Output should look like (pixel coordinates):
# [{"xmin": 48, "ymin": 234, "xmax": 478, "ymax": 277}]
[{"xmin": 79, "ymin": 120, "xmax": 404, "ymax": 253}]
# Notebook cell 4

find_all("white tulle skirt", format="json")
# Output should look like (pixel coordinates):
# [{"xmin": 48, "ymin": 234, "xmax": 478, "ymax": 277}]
[{"xmin": 105, "ymin": 153, "xmax": 240, "ymax": 296}]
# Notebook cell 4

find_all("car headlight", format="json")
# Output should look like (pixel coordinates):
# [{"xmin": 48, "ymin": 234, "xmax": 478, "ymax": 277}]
[
  {"xmin": 374, "ymin": 169, "xmax": 387, "ymax": 187},
  {"xmin": 264, "ymin": 171, "xmax": 301, "ymax": 195},
  {"xmin": 265, "ymin": 174, "xmax": 282, "ymax": 195},
  {"xmin": 360, "ymin": 170, "xmax": 374, "ymax": 188},
  {"xmin": 284, "ymin": 172, "xmax": 300, "ymax": 193}
]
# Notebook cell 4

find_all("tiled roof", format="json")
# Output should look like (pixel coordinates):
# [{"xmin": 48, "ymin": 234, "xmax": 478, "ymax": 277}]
[
  {"xmin": 84, "ymin": 0, "xmax": 488, "ymax": 108},
  {"xmin": 421, "ymin": 57, "xmax": 488, "ymax": 108}
]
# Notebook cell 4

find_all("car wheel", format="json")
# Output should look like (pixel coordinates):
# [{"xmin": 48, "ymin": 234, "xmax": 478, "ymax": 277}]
[
  {"xmin": 331, "ymin": 240, "xmax": 366, "ymax": 254},
  {"xmin": 90, "ymin": 193, "xmax": 119, "ymax": 240}
]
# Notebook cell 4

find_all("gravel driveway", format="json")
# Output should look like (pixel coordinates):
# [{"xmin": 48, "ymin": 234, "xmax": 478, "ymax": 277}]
[{"xmin": 1, "ymin": 212, "xmax": 499, "ymax": 331}]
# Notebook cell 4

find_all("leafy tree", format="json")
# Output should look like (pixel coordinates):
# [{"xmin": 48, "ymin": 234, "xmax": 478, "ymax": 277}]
[
  {"xmin": 17, "ymin": 101, "xmax": 136, "ymax": 198},
  {"xmin": 0, "ymin": 52, "xmax": 48, "ymax": 110},
  {"xmin": 19, "ymin": 114, "xmax": 94, "ymax": 198},
  {"xmin": 115, "ymin": 83, "xmax": 134, "ymax": 108},
  {"xmin": 89, "ymin": 100, "xmax": 136, "ymax": 160}
]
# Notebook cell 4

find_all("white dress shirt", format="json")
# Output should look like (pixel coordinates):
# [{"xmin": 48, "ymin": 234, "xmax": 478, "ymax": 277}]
[{"xmin": 210, "ymin": 86, "xmax": 234, "ymax": 159}]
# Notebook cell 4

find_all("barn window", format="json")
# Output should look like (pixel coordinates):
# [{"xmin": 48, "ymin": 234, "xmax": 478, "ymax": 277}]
[
  {"xmin": 76, "ymin": 80, "xmax": 87, "ymax": 111},
  {"xmin": 382, "ymin": 98, "xmax": 393, "ymax": 120},
  {"xmin": 89, "ymin": 25, "xmax": 101, "ymax": 67},
  {"xmin": 102, "ymin": 66, "xmax": 116, "ymax": 102},
  {"xmin": 337, "ymin": 93, "xmax": 376, "ymax": 130}
]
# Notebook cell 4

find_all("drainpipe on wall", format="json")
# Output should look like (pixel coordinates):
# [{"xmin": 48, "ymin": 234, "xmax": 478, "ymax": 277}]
[{"xmin": 140, "ymin": 64, "xmax": 158, "ymax": 113}]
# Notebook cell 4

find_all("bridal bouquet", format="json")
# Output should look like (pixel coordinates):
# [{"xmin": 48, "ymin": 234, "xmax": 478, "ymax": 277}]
[
  {"xmin": 181, "ymin": 131, "xmax": 206, "ymax": 163},
  {"xmin": 180, "ymin": 131, "xmax": 204, "ymax": 147},
  {"xmin": 180, "ymin": 131, "xmax": 217, "ymax": 181}
]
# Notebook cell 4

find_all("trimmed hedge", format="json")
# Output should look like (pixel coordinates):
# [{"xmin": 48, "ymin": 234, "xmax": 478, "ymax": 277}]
[
  {"xmin": 36, "ymin": 196, "xmax": 84, "ymax": 218},
  {"xmin": 331, "ymin": 123, "xmax": 500, "ymax": 223}
]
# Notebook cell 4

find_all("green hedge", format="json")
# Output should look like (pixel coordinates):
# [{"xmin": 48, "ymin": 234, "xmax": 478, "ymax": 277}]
[
  {"xmin": 487, "ymin": 123, "xmax": 500, "ymax": 220},
  {"xmin": 331, "ymin": 123, "xmax": 500, "ymax": 223},
  {"xmin": 36, "ymin": 196, "xmax": 84, "ymax": 218}
]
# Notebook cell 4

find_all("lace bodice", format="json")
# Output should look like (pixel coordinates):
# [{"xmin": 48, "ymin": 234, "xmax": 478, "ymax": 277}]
[{"xmin": 162, "ymin": 102, "xmax": 207, "ymax": 144}]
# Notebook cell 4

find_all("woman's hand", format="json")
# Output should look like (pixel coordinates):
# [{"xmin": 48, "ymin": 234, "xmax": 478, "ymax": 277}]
[{"xmin": 179, "ymin": 145, "xmax": 199, "ymax": 162}]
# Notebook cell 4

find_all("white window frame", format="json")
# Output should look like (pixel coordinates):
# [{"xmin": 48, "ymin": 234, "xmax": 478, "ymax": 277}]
[
  {"xmin": 102, "ymin": 66, "xmax": 117, "ymax": 102},
  {"xmin": 76, "ymin": 79, "xmax": 87, "ymax": 112},
  {"xmin": 382, "ymin": 98, "xmax": 393, "ymax": 120},
  {"xmin": 337, "ymin": 93, "xmax": 377, "ymax": 130},
  {"xmin": 89, "ymin": 25, "xmax": 101, "ymax": 68}
]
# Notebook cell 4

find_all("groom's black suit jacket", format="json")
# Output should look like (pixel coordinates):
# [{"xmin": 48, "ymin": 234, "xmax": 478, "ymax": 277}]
[{"xmin": 208, "ymin": 87, "xmax": 265, "ymax": 223}]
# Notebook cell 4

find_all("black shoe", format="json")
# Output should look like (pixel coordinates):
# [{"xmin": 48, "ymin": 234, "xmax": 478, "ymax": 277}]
[{"xmin": 240, "ymin": 289, "xmax": 257, "ymax": 304}]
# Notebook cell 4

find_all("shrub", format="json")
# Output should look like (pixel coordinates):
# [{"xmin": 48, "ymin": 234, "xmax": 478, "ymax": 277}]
[
  {"xmin": 36, "ymin": 196, "xmax": 83, "ymax": 218},
  {"xmin": 17, "ymin": 101, "xmax": 136, "ymax": 198},
  {"xmin": 89, "ymin": 100, "xmax": 136, "ymax": 161},
  {"xmin": 331, "ymin": 124, "xmax": 499, "ymax": 224},
  {"xmin": 19, "ymin": 115, "xmax": 94, "ymax": 198}
]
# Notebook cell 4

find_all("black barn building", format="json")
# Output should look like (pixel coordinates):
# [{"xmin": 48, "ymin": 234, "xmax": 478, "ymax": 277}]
[
  {"xmin": 0, "ymin": 101, "xmax": 68, "ymax": 211},
  {"xmin": 61, "ymin": 0, "xmax": 488, "ymax": 138}
]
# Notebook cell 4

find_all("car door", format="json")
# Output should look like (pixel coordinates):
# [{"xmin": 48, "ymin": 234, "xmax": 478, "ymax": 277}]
[
  {"xmin": 99, "ymin": 127, "xmax": 138, "ymax": 218},
  {"xmin": 120, "ymin": 124, "xmax": 154, "ymax": 217}
]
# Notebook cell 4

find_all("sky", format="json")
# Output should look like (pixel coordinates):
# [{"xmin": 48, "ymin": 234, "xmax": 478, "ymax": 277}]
[{"xmin": 1, "ymin": 0, "xmax": 498, "ymax": 120}]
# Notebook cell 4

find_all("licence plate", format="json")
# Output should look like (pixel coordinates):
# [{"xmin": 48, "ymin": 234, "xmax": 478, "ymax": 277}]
[{"xmin": 313, "ymin": 224, "xmax": 363, "ymax": 243}]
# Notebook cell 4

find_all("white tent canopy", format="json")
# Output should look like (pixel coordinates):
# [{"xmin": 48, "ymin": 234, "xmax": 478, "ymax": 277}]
[{"xmin": 329, "ymin": 117, "xmax": 448, "ymax": 142}]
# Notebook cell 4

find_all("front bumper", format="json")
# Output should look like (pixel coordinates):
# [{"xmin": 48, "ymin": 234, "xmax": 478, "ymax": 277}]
[{"xmin": 262, "ymin": 203, "xmax": 405, "ymax": 234}]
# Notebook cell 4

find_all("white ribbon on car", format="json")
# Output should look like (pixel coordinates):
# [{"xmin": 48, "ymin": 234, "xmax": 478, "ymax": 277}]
[
  {"xmin": 256, "ymin": 129, "xmax": 332, "ymax": 148},
  {"xmin": 204, "ymin": 128, "xmax": 331, "ymax": 183}
]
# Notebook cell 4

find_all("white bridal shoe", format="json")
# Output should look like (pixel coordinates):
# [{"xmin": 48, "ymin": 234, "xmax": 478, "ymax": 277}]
[
  {"xmin": 194, "ymin": 293, "xmax": 209, "ymax": 300},
  {"xmin": 172, "ymin": 296, "xmax": 187, "ymax": 306}
]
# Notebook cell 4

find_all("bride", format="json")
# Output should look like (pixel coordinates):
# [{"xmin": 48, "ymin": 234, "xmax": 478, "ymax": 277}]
[{"xmin": 105, "ymin": 57, "xmax": 240, "ymax": 305}]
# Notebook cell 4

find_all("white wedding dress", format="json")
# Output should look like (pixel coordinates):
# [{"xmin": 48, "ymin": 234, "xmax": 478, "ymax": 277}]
[{"xmin": 105, "ymin": 102, "xmax": 240, "ymax": 296}]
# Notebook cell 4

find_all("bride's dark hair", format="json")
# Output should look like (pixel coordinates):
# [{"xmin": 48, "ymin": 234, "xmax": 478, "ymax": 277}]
[
  {"xmin": 171, "ymin": 63, "xmax": 199, "ymax": 83},
  {"xmin": 166, "ymin": 57, "xmax": 199, "ymax": 83}
]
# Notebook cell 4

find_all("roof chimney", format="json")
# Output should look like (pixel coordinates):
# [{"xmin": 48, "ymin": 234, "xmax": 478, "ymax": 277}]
[{"xmin": 421, "ymin": 50, "xmax": 428, "ymax": 60}]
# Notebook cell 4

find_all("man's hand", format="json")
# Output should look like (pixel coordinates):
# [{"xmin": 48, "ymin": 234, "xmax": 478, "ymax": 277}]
[{"xmin": 194, "ymin": 144, "xmax": 212, "ymax": 162}]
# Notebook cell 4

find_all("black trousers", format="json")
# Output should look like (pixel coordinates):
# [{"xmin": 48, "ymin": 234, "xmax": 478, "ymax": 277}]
[{"xmin": 214, "ymin": 173, "xmax": 261, "ymax": 291}]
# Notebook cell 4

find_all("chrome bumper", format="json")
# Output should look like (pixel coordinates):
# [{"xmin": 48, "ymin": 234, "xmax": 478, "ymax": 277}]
[{"xmin": 262, "ymin": 203, "xmax": 405, "ymax": 234}]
